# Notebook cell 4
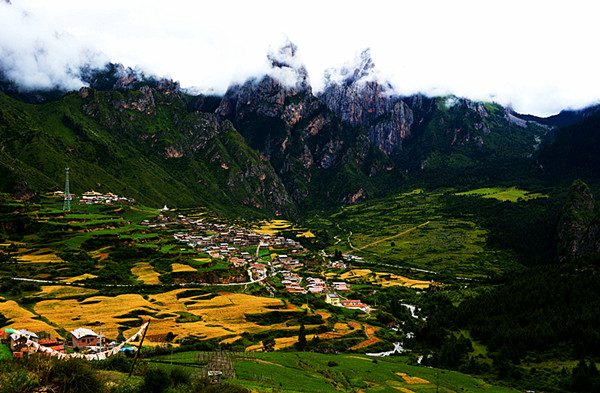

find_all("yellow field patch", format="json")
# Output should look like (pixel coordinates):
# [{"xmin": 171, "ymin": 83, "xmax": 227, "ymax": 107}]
[
  {"xmin": 254, "ymin": 219, "xmax": 311, "ymax": 238},
  {"xmin": 192, "ymin": 258, "xmax": 211, "ymax": 263},
  {"xmin": 245, "ymin": 335, "xmax": 299, "ymax": 352},
  {"xmin": 220, "ymin": 335, "xmax": 242, "ymax": 345},
  {"xmin": 391, "ymin": 387, "xmax": 416, "ymax": 393},
  {"xmin": 171, "ymin": 263, "xmax": 197, "ymax": 273},
  {"xmin": 340, "ymin": 269, "xmax": 431, "ymax": 289},
  {"xmin": 340, "ymin": 269, "xmax": 372, "ymax": 279},
  {"xmin": 0, "ymin": 300, "xmax": 61, "ymax": 338},
  {"xmin": 59, "ymin": 274, "xmax": 98, "ymax": 283},
  {"xmin": 395, "ymin": 373, "xmax": 430, "ymax": 385},
  {"xmin": 32, "ymin": 290, "xmax": 306, "ymax": 344},
  {"xmin": 298, "ymin": 230, "xmax": 315, "ymax": 238},
  {"xmin": 254, "ymin": 219, "xmax": 293, "ymax": 235},
  {"xmin": 131, "ymin": 262, "xmax": 161, "ymax": 285},
  {"xmin": 16, "ymin": 252, "xmax": 64, "ymax": 264},
  {"xmin": 37, "ymin": 285, "xmax": 98, "ymax": 298}
]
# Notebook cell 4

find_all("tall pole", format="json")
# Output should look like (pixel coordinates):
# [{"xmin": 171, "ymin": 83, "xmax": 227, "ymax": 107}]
[
  {"xmin": 128, "ymin": 321, "xmax": 150, "ymax": 378},
  {"xmin": 63, "ymin": 168, "xmax": 71, "ymax": 211}
]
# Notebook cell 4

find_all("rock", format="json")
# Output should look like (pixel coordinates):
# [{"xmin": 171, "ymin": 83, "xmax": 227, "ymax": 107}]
[
  {"xmin": 557, "ymin": 179, "xmax": 597, "ymax": 262},
  {"xmin": 319, "ymin": 48, "xmax": 414, "ymax": 154}
]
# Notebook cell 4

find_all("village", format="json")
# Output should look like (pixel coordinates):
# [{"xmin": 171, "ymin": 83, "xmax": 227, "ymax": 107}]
[
  {"xmin": 1, "ymin": 194, "xmax": 373, "ymax": 358},
  {"xmin": 148, "ymin": 211, "xmax": 372, "ymax": 311}
]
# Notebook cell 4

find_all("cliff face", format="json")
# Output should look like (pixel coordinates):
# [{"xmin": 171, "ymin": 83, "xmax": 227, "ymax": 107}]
[
  {"xmin": 557, "ymin": 180, "xmax": 599, "ymax": 262},
  {"xmin": 319, "ymin": 49, "xmax": 414, "ymax": 155},
  {"xmin": 217, "ymin": 42, "xmax": 392, "ymax": 206}
]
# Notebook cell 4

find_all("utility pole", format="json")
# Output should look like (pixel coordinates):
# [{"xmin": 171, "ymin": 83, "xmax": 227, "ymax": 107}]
[
  {"xmin": 63, "ymin": 167, "xmax": 72, "ymax": 211},
  {"xmin": 99, "ymin": 322, "xmax": 103, "ymax": 352}
]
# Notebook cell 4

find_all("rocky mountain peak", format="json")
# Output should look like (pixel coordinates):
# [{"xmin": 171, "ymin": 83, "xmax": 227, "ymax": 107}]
[
  {"xmin": 320, "ymin": 49, "xmax": 412, "ymax": 155},
  {"xmin": 265, "ymin": 39, "xmax": 310, "ymax": 91},
  {"xmin": 324, "ymin": 48, "xmax": 377, "ymax": 88}
]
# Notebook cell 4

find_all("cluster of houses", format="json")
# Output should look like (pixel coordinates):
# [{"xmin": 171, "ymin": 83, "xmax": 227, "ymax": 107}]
[
  {"xmin": 3, "ymin": 327, "xmax": 115, "ymax": 357},
  {"xmin": 53, "ymin": 190, "xmax": 135, "ymax": 205},
  {"xmin": 325, "ymin": 293, "xmax": 371, "ymax": 313},
  {"xmin": 281, "ymin": 271, "xmax": 305, "ymax": 294},
  {"xmin": 145, "ymin": 215, "xmax": 303, "ymax": 253}
]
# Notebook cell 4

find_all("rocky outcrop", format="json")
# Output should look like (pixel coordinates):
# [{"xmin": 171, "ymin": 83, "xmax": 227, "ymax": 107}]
[
  {"xmin": 76, "ymin": 84, "xmax": 297, "ymax": 215},
  {"xmin": 216, "ymin": 42, "xmax": 394, "ymax": 206},
  {"xmin": 319, "ymin": 49, "xmax": 414, "ymax": 155},
  {"xmin": 557, "ymin": 179, "xmax": 598, "ymax": 262}
]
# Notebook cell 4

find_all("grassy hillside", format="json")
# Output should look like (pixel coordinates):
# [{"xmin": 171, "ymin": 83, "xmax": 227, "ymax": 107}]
[{"xmin": 0, "ymin": 88, "xmax": 295, "ymax": 217}]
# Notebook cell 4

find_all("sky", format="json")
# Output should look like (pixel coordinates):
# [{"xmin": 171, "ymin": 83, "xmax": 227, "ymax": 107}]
[{"xmin": 2, "ymin": 0, "xmax": 600, "ymax": 117}]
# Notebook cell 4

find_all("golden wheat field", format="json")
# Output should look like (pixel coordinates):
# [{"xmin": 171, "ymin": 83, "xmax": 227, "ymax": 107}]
[
  {"xmin": 0, "ymin": 300, "xmax": 61, "ymax": 338},
  {"xmin": 37, "ymin": 285, "xmax": 99, "ymax": 299},
  {"xmin": 131, "ymin": 262, "xmax": 161, "ymax": 284},
  {"xmin": 245, "ymin": 335, "xmax": 300, "ymax": 352},
  {"xmin": 59, "ymin": 274, "xmax": 98, "ymax": 283},
  {"xmin": 16, "ymin": 251, "xmax": 65, "ymax": 264},
  {"xmin": 30, "ymin": 290, "xmax": 306, "ymax": 343},
  {"xmin": 340, "ymin": 269, "xmax": 431, "ymax": 289},
  {"xmin": 395, "ymin": 373, "xmax": 431, "ymax": 385},
  {"xmin": 171, "ymin": 263, "xmax": 197, "ymax": 273}
]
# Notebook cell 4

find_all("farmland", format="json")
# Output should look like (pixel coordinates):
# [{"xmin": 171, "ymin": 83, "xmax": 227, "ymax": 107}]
[
  {"xmin": 0, "ymin": 188, "xmax": 567, "ymax": 393},
  {"xmin": 147, "ymin": 351, "xmax": 520, "ymax": 393}
]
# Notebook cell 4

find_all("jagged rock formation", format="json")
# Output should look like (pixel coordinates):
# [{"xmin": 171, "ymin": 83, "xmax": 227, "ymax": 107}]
[
  {"xmin": 320, "ymin": 49, "xmax": 414, "ymax": 154},
  {"xmin": 216, "ymin": 42, "xmax": 392, "ymax": 206}
]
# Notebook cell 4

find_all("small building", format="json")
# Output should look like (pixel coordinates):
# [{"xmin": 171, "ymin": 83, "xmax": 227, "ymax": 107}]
[
  {"xmin": 325, "ymin": 293, "xmax": 341, "ymax": 306},
  {"xmin": 71, "ymin": 328, "xmax": 100, "ymax": 348}
]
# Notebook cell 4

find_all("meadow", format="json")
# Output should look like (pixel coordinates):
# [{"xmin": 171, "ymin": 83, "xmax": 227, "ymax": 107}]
[
  {"xmin": 148, "ymin": 351, "xmax": 520, "ymax": 393},
  {"xmin": 307, "ymin": 189, "xmax": 528, "ymax": 277}
]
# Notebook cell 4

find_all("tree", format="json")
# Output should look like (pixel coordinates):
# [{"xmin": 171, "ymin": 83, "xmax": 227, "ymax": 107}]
[
  {"xmin": 296, "ymin": 324, "xmax": 307, "ymax": 351},
  {"xmin": 262, "ymin": 337, "xmax": 275, "ymax": 352}
]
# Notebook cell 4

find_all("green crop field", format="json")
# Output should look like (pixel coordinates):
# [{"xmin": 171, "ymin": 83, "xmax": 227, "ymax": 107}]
[
  {"xmin": 456, "ymin": 187, "xmax": 548, "ymax": 202},
  {"xmin": 148, "ymin": 351, "xmax": 520, "ymax": 393}
]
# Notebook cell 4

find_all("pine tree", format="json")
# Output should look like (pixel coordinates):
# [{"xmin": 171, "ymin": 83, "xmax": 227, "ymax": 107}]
[{"xmin": 297, "ymin": 324, "xmax": 307, "ymax": 351}]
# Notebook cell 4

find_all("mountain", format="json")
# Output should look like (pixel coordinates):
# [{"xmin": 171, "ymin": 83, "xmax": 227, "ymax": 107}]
[
  {"xmin": 0, "ymin": 82, "xmax": 296, "ymax": 216},
  {"xmin": 0, "ymin": 40, "xmax": 590, "ymax": 215},
  {"xmin": 556, "ymin": 179, "xmax": 600, "ymax": 262},
  {"xmin": 538, "ymin": 109, "xmax": 600, "ymax": 183},
  {"xmin": 216, "ymin": 40, "xmax": 394, "ymax": 208},
  {"xmin": 320, "ymin": 48, "xmax": 415, "ymax": 155}
]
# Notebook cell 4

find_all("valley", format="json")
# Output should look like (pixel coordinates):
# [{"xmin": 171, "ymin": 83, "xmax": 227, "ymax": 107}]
[
  {"xmin": 0, "ymin": 179, "xmax": 579, "ymax": 392},
  {"xmin": 0, "ymin": 32, "xmax": 599, "ymax": 393}
]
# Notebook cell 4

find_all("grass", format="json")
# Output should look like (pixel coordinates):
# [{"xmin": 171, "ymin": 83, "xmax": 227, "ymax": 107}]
[
  {"xmin": 146, "ymin": 351, "xmax": 521, "ymax": 393},
  {"xmin": 307, "ymin": 190, "xmax": 521, "ymax": 277},
  {"xmin": 455, "ymin": 187, "xmax": 548, "ymax": 202}
]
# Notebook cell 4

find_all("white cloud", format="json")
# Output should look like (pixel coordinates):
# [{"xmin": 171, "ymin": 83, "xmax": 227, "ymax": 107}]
[
  {"xmin": 4, "ymin": 0, "xmax": 600, "ymax": 116},
  {"xmin": 0, "ymin": 2, "xmax": 107, "ymax": 90}
]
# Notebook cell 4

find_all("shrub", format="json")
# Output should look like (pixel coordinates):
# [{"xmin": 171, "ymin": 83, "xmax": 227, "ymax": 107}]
[
  {"xmin": 0, "ymin": 369, "xmax": 38, "ymax": 393},
  {"xmin": 141, "ymin": 366, "xmax": 170, "ymax": 393},
  {"xmin": 169, "ymin": 367, "xmax": 191, "ymax": 387},
  {"xmin": 49, "ymin": 358, "xmax": 102, "ymax": 393}
]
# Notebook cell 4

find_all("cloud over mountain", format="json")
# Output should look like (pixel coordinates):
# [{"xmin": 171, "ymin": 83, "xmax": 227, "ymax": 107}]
[{"xmin": 0, "ymin": 1, "xmax": 107, "ymax": 91}]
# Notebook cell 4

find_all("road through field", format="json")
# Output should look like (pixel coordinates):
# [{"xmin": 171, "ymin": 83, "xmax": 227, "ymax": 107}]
[{"xmin": 343, "ymin": 221, "xmax": 430, "ymax": 255}]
